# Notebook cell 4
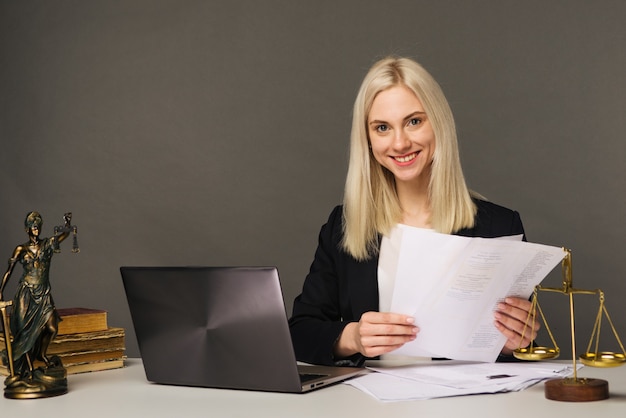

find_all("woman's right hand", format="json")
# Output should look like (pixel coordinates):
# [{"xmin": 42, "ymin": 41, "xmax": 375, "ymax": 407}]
[{"xmin": 334, "ymin": 311, "xmax": 419, "ymax": 359}]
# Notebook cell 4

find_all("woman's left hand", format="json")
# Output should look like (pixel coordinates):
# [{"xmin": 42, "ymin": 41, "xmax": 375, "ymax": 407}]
[{"xmin": 494, "ymin": 297, "xmax": 540, "ymax": 356}]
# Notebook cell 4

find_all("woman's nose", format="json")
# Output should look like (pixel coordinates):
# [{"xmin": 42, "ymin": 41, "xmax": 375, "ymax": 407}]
[{"xmin": 392, "ymin": 129, "xmax": 410, "ymax": 150}]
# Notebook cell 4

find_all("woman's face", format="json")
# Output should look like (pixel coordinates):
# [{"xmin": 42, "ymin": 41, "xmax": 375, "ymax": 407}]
[{"xmin": 367, "ymin": 85, "xmax": 435, "ymax": 186}]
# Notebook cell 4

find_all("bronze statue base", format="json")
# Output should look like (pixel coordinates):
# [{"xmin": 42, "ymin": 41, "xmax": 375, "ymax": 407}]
[
  {"xmin": 4, "ymin": 356, "xmax": 68, "ymax": 399},
  {"xmin": 544, "ymin": 377, "xmax": 609, "ymax": 402}
]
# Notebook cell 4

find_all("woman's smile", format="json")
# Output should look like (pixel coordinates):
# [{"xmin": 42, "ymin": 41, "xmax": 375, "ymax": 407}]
[{"xmin": 392, "ymin": 151, "xmax": 419, "ymax": 164}]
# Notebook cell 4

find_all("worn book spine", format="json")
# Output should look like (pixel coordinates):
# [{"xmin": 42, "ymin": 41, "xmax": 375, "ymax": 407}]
[
  {"xmin": 0, "ymin": 327, "xmax": 125, "ymax": 354},
  {"xmin": 56, "ymin": 307, "xmax": 108, "ymax": 335},
  {"xmin": 54, "ymin": 349, "xmax": 126, "ymax": 365},
  {"xmin": 1, "ymin": 358, "xmax": 126, "ymax": 375},
  {"xmin": 64, "ymin": 359, "xmax": 126, "ymax": 374}
]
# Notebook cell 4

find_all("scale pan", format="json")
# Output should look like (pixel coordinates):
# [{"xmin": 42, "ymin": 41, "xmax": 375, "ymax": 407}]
[
  {"xmin": 513, "ymin": 347, "xmax": 560, "ymax": 360},
  {"xmin": 579, "ymin": 352, "xmax": 625, "ymax": 368}
]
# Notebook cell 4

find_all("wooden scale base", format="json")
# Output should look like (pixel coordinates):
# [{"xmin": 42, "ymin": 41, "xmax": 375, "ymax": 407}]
[{"xmin": 544, "ymin": 378, "xmax": 609, "ymax": 402}]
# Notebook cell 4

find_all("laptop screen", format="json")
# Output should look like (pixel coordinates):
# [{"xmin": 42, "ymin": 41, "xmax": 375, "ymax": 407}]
[{"xmin": 121, "ymin": 266, "xmax": 304, "ymax": 392}]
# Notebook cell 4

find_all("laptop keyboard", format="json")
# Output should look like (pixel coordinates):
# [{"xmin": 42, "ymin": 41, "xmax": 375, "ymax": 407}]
[{"xmin": 299, "ymin": 373, "xmax": 328, "ymax": 383}]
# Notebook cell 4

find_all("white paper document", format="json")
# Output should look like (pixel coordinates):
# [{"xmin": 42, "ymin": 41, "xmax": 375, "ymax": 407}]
[
  {"xmin": 386, "ymin": 227, "xmax": 566, "ymax": 362},
  {"xmin": 346, "ymin": 361, "xmax": 581, "ymax": 401}
]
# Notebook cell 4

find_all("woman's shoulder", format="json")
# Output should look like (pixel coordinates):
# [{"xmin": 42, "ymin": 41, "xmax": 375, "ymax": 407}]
[
  {"xmin": 458, "ymin": 198, "xmax": 525, "ymax": 238},
  {"xmin": 320, "ymin": 205, "xmax": 344, "ymax": 237},
  {"xmin": 472, "ymin": 198, "xmax": 519, "ymax": 217},
  {"xmin": 326, "ymin": 205, "xmax": 343, "ymax": 221}
]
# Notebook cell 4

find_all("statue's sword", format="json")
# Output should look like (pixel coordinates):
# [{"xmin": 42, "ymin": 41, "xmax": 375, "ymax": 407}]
[{"xmin": 0, "ymin": 300, "xmax": 14, "ymax": 377}]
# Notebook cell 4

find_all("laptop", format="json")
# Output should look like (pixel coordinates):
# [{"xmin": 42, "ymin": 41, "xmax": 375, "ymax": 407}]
[{"xmin": 120, "ymin": 266, "xmax": 363, "ymax": 393}]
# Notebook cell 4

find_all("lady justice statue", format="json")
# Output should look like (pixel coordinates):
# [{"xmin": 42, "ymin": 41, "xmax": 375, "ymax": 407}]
[{"xmin": 0, "ymin": 212, "xmax": 79, "ymax": 399}]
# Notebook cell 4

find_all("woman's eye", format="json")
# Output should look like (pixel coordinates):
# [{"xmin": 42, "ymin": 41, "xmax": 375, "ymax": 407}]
[
  {"xmin": 408, "ymin": 118, "xmax": 422, "ymax": 126},
  {"xmin": 376, "ymin": 124, "xmax": 389, "ymax": 133}
]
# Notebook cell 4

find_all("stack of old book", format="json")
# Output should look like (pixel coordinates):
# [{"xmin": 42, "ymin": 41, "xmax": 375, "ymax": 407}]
[{"xmin": 0, "ymin": 307, "xmax": 126, "ymax": 375}]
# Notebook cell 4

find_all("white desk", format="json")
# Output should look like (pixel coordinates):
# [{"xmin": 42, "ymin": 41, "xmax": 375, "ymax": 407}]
[{"xmin": 1, "ymin": 359, "xmax": 625, "ymax": 417}]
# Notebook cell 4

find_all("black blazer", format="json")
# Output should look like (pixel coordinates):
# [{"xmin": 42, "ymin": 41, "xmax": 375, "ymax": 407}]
[{"xmin": 288, "ymin": 199, "xmax": 525, "ymax": 366}]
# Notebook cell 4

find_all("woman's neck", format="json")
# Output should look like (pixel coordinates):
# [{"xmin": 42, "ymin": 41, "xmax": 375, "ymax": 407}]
[{"xmin": 396, "ymin": 180, "xmax": 432, "ymax": 228}]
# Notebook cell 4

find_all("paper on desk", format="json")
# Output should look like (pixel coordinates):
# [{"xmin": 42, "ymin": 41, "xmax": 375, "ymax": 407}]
[
  {"xmin": 388, "ymin": 228, "xmax": 566, "ymax": 362},
  {"xmin": 346, "ymin": 361, "xmax": 581, "ymax": 401}
]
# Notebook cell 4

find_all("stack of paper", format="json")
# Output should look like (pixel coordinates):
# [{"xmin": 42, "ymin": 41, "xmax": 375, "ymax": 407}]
[
  {"xmin": 346, "ymin": 361, "xmax": 581, "ymax": 401},
  {"xmin": 384, "ymin": 228, "xmax": 566, "ymax": 362}
]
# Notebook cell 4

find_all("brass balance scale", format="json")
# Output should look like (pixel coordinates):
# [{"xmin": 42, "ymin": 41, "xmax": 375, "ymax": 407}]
[{"xmin": 513, "ymin": 249, "xmax": 626, "ymax": 401}]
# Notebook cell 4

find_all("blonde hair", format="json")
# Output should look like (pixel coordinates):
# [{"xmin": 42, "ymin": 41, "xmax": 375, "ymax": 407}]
[{"xmin": 342, "ymin": 57, "xmax": 476, "ymax": 260}]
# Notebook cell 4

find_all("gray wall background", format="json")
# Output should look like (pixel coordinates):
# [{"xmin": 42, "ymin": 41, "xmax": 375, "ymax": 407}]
[{"xmin": 1, "ymin": 1, "xmax": 625, "ymax": 360}]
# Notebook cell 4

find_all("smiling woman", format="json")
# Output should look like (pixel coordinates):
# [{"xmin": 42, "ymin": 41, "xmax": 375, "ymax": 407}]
[
  {"xmin": 343, "ymin": 57, "xmax": 478, "ymax": 259},
  {"xmin": 288, "ymin": 56, "xmax": 540, "ymax": 367}
]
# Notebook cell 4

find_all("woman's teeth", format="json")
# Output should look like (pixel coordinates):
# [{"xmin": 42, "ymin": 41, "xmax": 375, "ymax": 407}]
[{"xmin": 394, "ymin": 153, "xmax": 417, "ymax": 163}]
